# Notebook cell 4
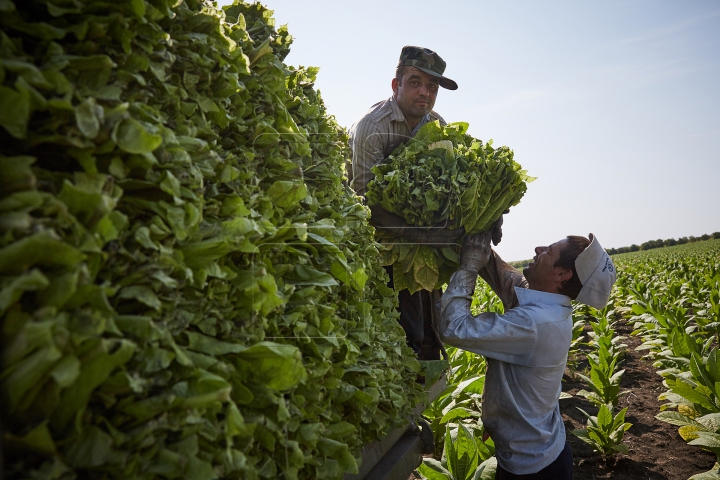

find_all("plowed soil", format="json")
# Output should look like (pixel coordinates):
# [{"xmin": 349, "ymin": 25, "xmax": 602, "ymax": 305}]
[{"xmin": 561, "ymin": 322, "xmax": 716, "ymax": 479}]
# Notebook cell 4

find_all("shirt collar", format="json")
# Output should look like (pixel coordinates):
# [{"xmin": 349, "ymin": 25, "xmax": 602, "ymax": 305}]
[{"xmin": 514, "ymin": 286, "xmax": 572, "ymax": 307}]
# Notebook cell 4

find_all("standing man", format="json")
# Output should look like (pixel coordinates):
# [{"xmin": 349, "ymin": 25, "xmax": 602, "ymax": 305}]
[
  {"xmin": 348, "ymin": 46, "xmax": 463, "ymax": 360},
  {"xmin": 437, "ymin": 232, "xmax": 617, "ymax": 479}
]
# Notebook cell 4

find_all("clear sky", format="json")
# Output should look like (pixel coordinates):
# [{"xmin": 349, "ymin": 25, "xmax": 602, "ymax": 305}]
[{"xmin": 220, "ymin": 0, "xmax": 720, "ymax": 261}]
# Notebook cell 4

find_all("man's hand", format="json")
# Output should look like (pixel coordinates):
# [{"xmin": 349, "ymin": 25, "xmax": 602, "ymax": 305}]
[
  {"xmin": 460, "ymin": 231, "xmax": 492, "ymax": 274},
  {"xmin": 491, "ymin": 209, "xmax": 510, "ymax": 246}
]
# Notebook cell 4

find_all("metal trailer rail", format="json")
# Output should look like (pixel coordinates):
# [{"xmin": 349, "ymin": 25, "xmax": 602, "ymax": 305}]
[{"xmin": 344, "ymin": 371, "xmax": 448, "ymax": 480}]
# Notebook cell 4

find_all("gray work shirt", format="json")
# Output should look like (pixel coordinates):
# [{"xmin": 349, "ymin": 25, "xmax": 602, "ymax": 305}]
[
  {"xmin": 347, "ymin": 95, "xmax": 445, "ymax": 196},
  {"xmin": 437, "ymin": 258, "xmax": 572, "ymax": 475}
]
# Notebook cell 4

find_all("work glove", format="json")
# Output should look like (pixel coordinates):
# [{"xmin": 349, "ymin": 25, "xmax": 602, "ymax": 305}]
[
  {"xmin": 491, "ymin": 209, "xmax": 510, "ymax": 246},
  {"xmin": 460, "ymin": 231, "xmax": 492, "ymax": 275}
]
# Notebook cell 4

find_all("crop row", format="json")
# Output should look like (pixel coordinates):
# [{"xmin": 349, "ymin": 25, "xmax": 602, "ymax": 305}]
[
  {"xmin": 614, "ymin": 239, "xmax": 720, "ymax": 479},
  {"xmin": 570, "ymin": 302, "xmax": 632, "ymax": 457}
]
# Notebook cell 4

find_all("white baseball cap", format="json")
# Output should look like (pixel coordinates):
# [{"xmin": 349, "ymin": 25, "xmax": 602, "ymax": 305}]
[{"xmin": 575, "ymin": 233, "xmax": 617, "ymax": 309}]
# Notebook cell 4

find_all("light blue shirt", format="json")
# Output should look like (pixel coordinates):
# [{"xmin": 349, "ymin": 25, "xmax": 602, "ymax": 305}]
[{"xmin": 439, "ymin": 268, "xmax": 573, "ymax": 475}]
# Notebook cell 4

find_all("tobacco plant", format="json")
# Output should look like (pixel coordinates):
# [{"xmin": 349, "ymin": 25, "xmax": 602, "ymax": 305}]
[
  {"xmin": 418, "ymin": 423, "xmax": 496, "ymax": 480},
  {"xmin": 423, "ymin": 348, "xmax": 486, "ymax": 459},
  {"xmin": 575, "ymin": 317, "xmax": 629, "ymax": 408},
  {"xmin": 572, "ymin": 404, "xmax": 632, "ymax": 457}
]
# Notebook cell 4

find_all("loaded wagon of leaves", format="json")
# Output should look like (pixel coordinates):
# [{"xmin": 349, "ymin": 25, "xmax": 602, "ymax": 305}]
[{"xmin": 0, "ymin": 1, "xmax": 434, "ymax": 478}]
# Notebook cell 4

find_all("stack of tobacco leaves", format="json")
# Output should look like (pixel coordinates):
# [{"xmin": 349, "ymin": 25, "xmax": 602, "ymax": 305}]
[
  {"xmin": 366, "ymin": 121, "xmax": 535, "ymax": 293},
  {"xmin": 0, "ymin": 1, "xmax": 424, "ymax": 479}
]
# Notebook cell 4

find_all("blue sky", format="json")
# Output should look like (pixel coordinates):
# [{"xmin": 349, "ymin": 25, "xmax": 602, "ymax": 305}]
[{"xmin": 220, "ymin": 0, "xmax": 720, "ymax": 261}]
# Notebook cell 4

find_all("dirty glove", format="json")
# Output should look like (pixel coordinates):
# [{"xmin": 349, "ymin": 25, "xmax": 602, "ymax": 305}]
[
  {"xmin": 491, "ymin": 209, "xmax": 510, "ymax": 246},
  {"xmin": 460, "ymin": 231, "xmax": 492, "ymax": 275}
]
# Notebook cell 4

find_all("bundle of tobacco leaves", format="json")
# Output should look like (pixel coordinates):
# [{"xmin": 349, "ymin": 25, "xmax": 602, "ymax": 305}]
[{"xmin": 366, "ymin": 121, "xmax": 534, "ymax": 293}]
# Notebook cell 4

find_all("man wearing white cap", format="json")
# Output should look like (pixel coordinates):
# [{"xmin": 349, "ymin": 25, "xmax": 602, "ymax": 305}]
[{"xmin": 436, "ymin": 232, "xmax": 617, "ymax": 479}]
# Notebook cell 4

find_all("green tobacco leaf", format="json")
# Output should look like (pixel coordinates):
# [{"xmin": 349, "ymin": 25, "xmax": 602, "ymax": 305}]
[
  {"xmin": 38, "ymin": 270, "xmax": 80, "ymax": 309},
  {"xmin": 656, "ymin": 411, "xmax": 703, "ymax": 428},
  {"xmin": 689, "ymin": 431, "xmax": 720, "ymax": 449},
  {"xmin": 117, "ymin": 285, "xmax": 161, "ymax": 310},
  {"xmin": 186, "ymin": 331, "xmax": 246, "ymax": 356},
  {"xmin": 50, "ymin": 355, "xmax": 81, "ymax": 388},
  {"xmin": 0, "ymin": 85, "xmax": 30, "ymax": 139},
  {"xmin": 74, "ymin": 97, "xmax": 102, "ymax": 139},
  {"xmin": 289, "ymin": 264, "xmax": 338, "ymax": 286},
  {"xmin": 473, "ymin": 457, "xmax": 497, "ymax": 480},
  {"xmin": 698, "ymin": 413, "xmax": 720, "ymax": 432},
  {"xmin": 669, "ymin": 378, "xmax": 717, "ymax": 411},
  {"xmin": 0, "ymin": 155, "xmax": 36, "ymax": 191},
  {"xmin": 414, "ymin": 246, "xmax": 440, "ymax": 292},
  {"xmin": 3, "ymin": 345, "xmax": 62, "ymax": 411},
  {"xmin": 446, "ymin": 423, "xmax": 479, "ymax": 480},
  {"xmin": 267, "ymin": 180, "xmax": 307, "ymax": 208},
  {"xmin": 317, "ymin": 437, "xmax": 358, "ymax": 474},
  {"xmin": 0, "ymin": 269, "xmax": 49, "ymax": 315},
  {"xmin": 455, "ymin": 376, "xmax": 485, "ymax": 396},
  {"xmin": 113, "ymin": 118, "xmax": 162, "ymax": 154},
  {"xmin": 597, "ymin": 404, "xmax": 613, "ymax": 427},
  {"xmin": 688, "ymin": 464, "xmax": 720, "ymax": 480},
  {"xmin": 64, "ymin": 425, "xmax": 116, "ymax": 468},
  {"xmin": 4, "ymin": 421, "xmax": 57, "ymax": 456},
  {"xmin": 0, "ymin": 232, "xmax": 85, "ymax": 275},
  {"xmin": 418, "ymin": 458, "xmax": 452, "ymax": 480},
  {"xmin": 238, "ymin": 342, "xmax": 307, "ymax": 391},
  {"xmin": 52, "ymin": 339, "xmax": 136, "ymax": 432},
  {"xmin": 440, "ymin": 407, "xmax": 476, "ymax": 424}
]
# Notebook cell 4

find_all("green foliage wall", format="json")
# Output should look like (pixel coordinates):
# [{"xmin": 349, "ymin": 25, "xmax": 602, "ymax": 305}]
[{"xmin": 0, "ymin": 1, "xmax": 423, "ymax": 478}]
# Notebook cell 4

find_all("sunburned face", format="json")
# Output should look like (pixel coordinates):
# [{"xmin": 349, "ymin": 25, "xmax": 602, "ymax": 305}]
[
  {"xmin": 523, "ymin": 238, "xmax": 571, "ymax": 293},
  {"xmin": 392, "ymin": 67, "xmax": 439, "ymax": 128}
]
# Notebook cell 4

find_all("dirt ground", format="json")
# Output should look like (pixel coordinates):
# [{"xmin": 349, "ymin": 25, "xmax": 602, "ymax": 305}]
[{"xmin": 561, "ymin": 321, "xmax": 716, "ymax": 480}]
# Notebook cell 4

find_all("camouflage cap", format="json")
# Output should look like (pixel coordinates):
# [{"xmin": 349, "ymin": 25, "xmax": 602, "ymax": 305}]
[{"xmin": 397, "ymin": 46, "xmax": 458, "ymax": 90}]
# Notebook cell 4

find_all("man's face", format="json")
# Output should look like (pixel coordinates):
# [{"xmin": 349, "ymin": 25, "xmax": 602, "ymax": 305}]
[
  {"xmin": 523, "ymin": 238, "xmax": 571, "ymax": 292},
  {"xmin": 392, "ymin": 67, "xmax": 439, "ymax": 124}
]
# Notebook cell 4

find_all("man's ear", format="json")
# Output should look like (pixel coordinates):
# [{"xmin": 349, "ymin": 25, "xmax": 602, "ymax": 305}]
[
  {"xmin": 391, "ymin": 77, "xmax": 399, "ymax": 95},
  {"xmin": 557, "ymin": 268, "xmax": 573, "ymax": 283}
]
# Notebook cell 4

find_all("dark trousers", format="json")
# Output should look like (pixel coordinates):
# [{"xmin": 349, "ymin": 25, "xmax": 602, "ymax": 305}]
[
  {"xmin": 496, "ymin": 443, "xmax": 573, "ymax": 480},
  {"xmin": 384, "ymin": 266, "xmax": 442, "ymax": 360}
]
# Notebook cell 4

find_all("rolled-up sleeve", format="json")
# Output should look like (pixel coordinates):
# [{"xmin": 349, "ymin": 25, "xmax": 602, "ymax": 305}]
[{"xmin": 478, "ymin": 251, "xmax": 529, "ymax": 310}]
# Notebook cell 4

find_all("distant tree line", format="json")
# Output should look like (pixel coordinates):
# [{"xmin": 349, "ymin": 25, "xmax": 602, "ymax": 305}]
[{"xmin": 606, "ymin": 232, "xmax": 720, "ymax": 255}]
